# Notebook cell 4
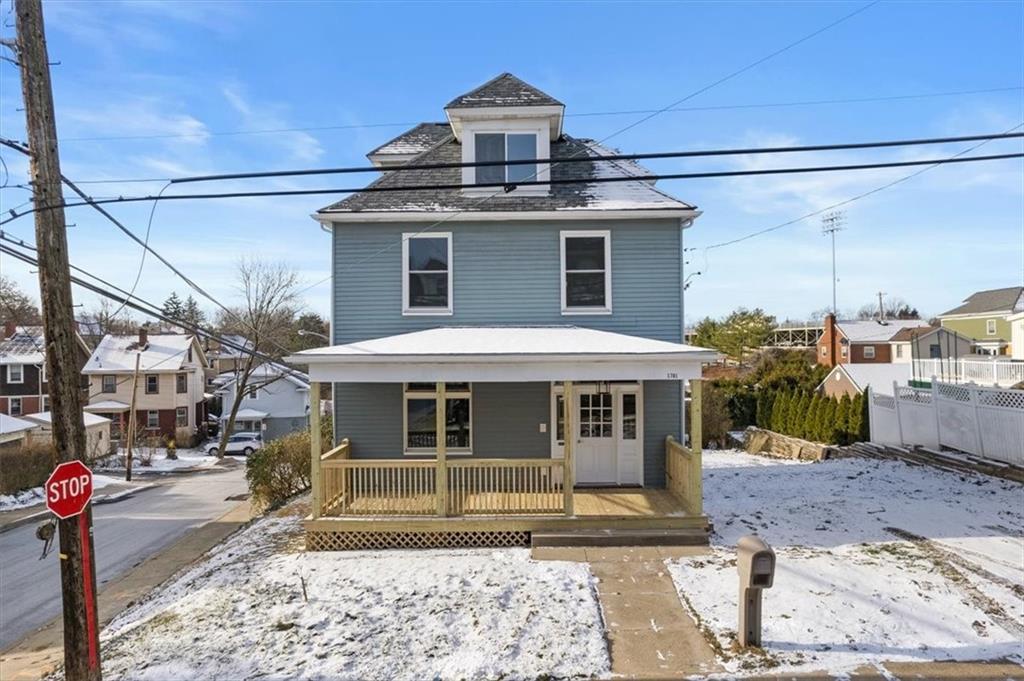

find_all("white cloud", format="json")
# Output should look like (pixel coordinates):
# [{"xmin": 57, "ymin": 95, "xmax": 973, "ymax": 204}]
[{"xmin": 221, "ymin": 84, "xmax": 324, "ymax": 164}]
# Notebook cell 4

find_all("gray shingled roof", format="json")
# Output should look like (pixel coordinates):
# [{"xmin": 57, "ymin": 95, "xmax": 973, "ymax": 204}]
[
  {"xmin": 446, "ymin": 73, "xmax": 562, "ymax": 109},
  {"xmin": 940, "ymin": 286, "xmax": 1024, "ymax": 316},
  {"xmin": 320, "ymin": 136, "xmax": 695, "ymax": 214},
  {"xmin": 0, "ymin": 326, "xmax": 46, "ymax": 363},
  {"xmin": 367, "ymin": 123, "xmax": 451, "ymax": 159}
]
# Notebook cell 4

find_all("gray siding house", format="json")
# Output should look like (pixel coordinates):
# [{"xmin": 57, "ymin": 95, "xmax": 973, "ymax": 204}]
[
  {"xmin": 218, "ymin": 363, "xmax": 310, "ymax": 441},
  {"xmin": 288, "ymin": 74, "xmax": 716, "ymax": 549}
]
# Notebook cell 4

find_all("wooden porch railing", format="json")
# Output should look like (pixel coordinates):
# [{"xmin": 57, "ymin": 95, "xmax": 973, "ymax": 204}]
[
  {"xmin": 319, "ymin": 457, "xmax": 565, "ymax": 517},
  {"xmin": 665, "ymin": 379, "xmax": 703, "ymax": 516}
]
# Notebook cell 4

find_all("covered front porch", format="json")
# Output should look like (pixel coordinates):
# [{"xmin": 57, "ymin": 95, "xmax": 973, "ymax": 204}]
[{"xmin": 287, "ymin": 327, "xmax": 714, "ymax": 550}]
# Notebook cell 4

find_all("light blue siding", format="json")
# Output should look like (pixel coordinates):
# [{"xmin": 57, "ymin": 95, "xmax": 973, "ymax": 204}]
[
  {"xmin": 642, "ymin": 380, "xmax": 681, "ymax": 487},
  {"xmin": 331, "ymin": 220, "xmax": 682, "ymax": 343}
]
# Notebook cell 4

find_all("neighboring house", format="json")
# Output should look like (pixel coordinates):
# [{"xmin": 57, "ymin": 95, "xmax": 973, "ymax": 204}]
[
  {"xmin": 1010, "ymin": 312, "xmax": 1024, "ymax": 361},
  {"xmin": 888, "ymin": 325, "xmax": 975, "ymax": 363},
  {"xmin": 203, "ymin": 334, "xmax": 254, "ymax": 378},
  {"xmin": 0, "ymin": 322, "xmax": 90, "ymax": 416},
  {"xmin": 0, "ymin": 413, "xmax": 40, "ymax": 451},
  {"xmin": 22, "ymin": 411, "xmax": 113, "ymax": 459},
  {"xmin": 938, "ymin": 286, "xmax": 1024, "ymax": 356},
  {"xmin": 286, "ymin": 74, "xmax": 718, "ymax": 549},
  {"xmin": 217, "ymin": 362, "xmax": 311, "ymax": 440},
  {"xmin": 818, "ymin": 362, "xmax": 912, "ymax": 399},
  {"xmin": 82, "ymin": 328, "xmax": 209, "ymax": 446},
  {"xmin": 817, "ymin": 314, "xmax": 931, "ymax": 367}
]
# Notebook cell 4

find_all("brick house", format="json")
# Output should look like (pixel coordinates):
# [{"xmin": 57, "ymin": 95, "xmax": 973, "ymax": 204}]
[
  {"xmin": 0, "ymin": 322, "xmax": 90, "ymax": 416},
  {"xmin": 816, "ymin": 314, "xmax": 931, "ymax": 367},
  {"xmin": 82, "ymin": 328, "xmax": 210, "ymax": 446}
]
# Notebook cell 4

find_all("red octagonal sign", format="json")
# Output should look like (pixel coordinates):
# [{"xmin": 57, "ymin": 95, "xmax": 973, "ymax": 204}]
[{"xmin": 45, "ymin": 460, "xmax": 94, "ymax": 519}]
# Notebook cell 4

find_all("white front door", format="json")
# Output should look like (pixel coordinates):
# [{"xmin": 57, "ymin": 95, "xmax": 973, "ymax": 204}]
[{"xmin": 574, "ymin": 389, "xmax": 617, "ymax": 485}]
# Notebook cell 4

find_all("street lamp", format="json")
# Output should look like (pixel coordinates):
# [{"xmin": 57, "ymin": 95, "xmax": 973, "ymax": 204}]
[{"xmin": 297, "ymin": 329, "xmax": 330, "ymax": 342}]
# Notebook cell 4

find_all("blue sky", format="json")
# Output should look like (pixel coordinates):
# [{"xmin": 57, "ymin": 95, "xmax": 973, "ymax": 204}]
[{"xmin": 0, "ymin": 0, "xmax": 1021, "ymax": 325}]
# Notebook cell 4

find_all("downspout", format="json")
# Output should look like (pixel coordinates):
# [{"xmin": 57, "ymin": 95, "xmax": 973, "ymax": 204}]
[{"xmin": 679, "ymin": 217, "xmax": 695, "ymax": 441}]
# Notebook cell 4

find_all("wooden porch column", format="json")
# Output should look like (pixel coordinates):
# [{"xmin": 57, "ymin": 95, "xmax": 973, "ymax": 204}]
[
  {"xmin": 435, "ymin": 382, "xmax": 447, "ymax": 517},
  {"xmin": 310, "ymin": 381, "xmax": 322, "ymax": 519},
  {"xmin": 689, "ymin": 378, "xmax": 703, "ymax": 516},
  {"xmin": 562, "ymin": 380, "xmax": 575, "ymax": 516}
]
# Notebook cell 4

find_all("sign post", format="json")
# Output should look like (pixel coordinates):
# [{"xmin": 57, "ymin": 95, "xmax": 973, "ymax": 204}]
[{"xmin": 45, "ymin": 461, "xmax": 101, "ymax": 674}]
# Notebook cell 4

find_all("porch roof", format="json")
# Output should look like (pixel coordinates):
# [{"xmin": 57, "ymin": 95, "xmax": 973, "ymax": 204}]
[
  {"xmin": 286, "ymin": 326, "xmax": 717, "ymax": 383},
  {"xmin": 84, "ymin": 400, "xmax": 130, "ymax": 413}
]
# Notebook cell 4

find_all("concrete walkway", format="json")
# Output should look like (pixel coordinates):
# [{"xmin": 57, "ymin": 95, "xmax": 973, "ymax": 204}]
[
  {"xmin": 0, "ymin": 499, "xmax": 256, "ymax": 680},
  {"xmin": 533, "ymin": 545, "xmax": 723, "ymax": 679}
]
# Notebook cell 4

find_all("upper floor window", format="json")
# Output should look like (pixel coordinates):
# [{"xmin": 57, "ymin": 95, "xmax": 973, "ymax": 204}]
[
  {"xmin": 402, "ymin": 233, "xmax": 452, "ymax": 315},
  {"xmin": 145, "ymin": 374, "xmax": 159, "ymax": 394},
  {"xmin": 247, "ymin": 384, "xmax": 259, "ymax": 400},
  {"xmin": 7, "ymin": 364, "xmax": 23, "ymax": 384},
  {"xmin": 176, "ymin": 373, "xmax": 188, "ymax": 394},
  {"xmin": 102, "ymin": 375, "xmax": 117, "ymax": 393},
  {"xmin": 560, "ymin": 231, "xmax": 611, "ymax": 314},
  {"xmin": 986, "ymin": 319, "xmax": 997, "ymax": 335},
  {"xmin": 863, "ymin": 345, "xmax": 876, "ymax": 359},
  {"xmin": 474, "ymin": 133, "xmax": 536, "ymax": 185}
]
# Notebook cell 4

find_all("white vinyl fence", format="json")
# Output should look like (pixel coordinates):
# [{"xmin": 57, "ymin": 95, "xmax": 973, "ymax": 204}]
[
  {"xmin": 912, "ymin": 358, "xmax": 1024, "ymax": 388},
  {"xmin": 868, "ymin": 380, "xmax": 1024, "ymax": 466}
]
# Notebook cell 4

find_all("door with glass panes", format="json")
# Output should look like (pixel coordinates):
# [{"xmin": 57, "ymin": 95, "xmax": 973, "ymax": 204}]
[{"xmin": 552, "ymin": 384, "xmax": 641, "ymax": 485}]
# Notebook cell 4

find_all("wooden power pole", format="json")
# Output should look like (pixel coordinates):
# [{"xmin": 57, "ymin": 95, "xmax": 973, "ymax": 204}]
[
  {"xmin": 13, "ymin": 1, "xmax": 102, "ymax": 678},
  {"xmin": 125, "ymin": 353, "xmax": 140, "ymax": 482}
]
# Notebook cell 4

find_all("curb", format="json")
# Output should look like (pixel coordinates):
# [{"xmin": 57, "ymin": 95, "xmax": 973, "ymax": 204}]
[{"xmin": 0, "ymin": 483, "xmax": 159, "ymax": 535}]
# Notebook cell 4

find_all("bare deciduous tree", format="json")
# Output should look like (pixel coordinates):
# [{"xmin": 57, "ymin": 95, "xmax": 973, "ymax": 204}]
[{"xmin": 214, "ymin": 258, "xmax": 300, "ymax": 457}]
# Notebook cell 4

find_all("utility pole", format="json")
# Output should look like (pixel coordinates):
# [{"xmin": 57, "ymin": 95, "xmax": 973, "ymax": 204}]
[
  {"xmin": 11, "ymin": 1, "xmax": 102, "ymax": 678},
  {"xmin": 877, "ymin": 291, "xmax": 887, "ymax": 321},
  {"xmin": 821, "ymin": 211, "xmax": 845, "ymax": 315},
  {"xmin": 125, "ymin": 353, "xmax": 140, "ymax": 482}
]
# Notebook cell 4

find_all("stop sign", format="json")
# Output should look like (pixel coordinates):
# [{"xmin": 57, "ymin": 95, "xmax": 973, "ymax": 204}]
[{"xmin": 45, "ymin": 460, "xmax": 94, "ymax": 519}]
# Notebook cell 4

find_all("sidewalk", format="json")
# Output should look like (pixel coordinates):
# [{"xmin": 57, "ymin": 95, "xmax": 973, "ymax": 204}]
[{"xmin": 0, "ymin": 498, "xmax": 256, "ymax": 680}]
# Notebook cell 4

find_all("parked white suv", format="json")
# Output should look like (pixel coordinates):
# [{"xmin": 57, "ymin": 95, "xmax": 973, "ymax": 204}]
[{"xmin": 206, "ymin": 432, "xmax": 263, "ymax": 456}]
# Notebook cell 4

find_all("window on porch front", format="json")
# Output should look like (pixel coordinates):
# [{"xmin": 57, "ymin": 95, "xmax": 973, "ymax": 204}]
[{"xmin": 403, "ymin": 383, "xmax": 471, "ymax": 454}]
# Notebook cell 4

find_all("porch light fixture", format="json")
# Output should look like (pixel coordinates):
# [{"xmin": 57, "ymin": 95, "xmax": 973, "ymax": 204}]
[{"xmin": 597, "ymin": 381, "xmax": 611, "ymax": 395}]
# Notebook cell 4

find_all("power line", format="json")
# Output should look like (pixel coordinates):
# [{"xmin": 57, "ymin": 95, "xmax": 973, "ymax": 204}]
[
  {"xmin": 702, "ymin": 123, "xmax": 1024, "ymax": 252},
  {"xmin": 37, "ymin": 86, "xmax": 1020, "ymax": 145},
  {"xmin": 1, "ymin": 151, "xmax": 1019, "ymax": 223}
]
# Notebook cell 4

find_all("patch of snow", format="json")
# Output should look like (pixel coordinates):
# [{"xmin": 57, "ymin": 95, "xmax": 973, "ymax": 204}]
[
  {"xmin": 92, "ymin": 515, "xmax": 609, "ymax": 680},
  {"xmin": 667, "ymin": 449, "xmax": 1024, "ymax": 676},
  {"xmin": 93, "ymin": 448, "xmax": 218, "ymax": 473},
  {"xmin": 0, "ymin": 473, "xmax": 119, "ymax": 511}
]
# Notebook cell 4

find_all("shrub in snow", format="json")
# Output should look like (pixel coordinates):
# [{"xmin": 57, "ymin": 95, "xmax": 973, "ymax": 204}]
[
  {"xmin": 0, "ymin": 441, "xmax": 56, "ymax": 495},
  {"xmin": 245, "ymin": 416, "xmax": 330, "ymax": 510}
]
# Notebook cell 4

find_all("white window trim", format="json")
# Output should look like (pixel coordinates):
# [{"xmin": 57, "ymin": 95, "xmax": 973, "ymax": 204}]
[
  {"xmin": 145, "ymin": 374, "xmax": 159, "ymax": 394},
  {"xmin": 175, "ymin": 406, "xmax": 189, "ymax": 428},
  {"xmin": 146, "ymin": 410, "xmax": 160, "ymax": 429},
  {"xmin": 176, "ymin": 372, "xmax": 188, "ymax": 394},
  {"xmin": 401, "ymin": 232, "xmax": 453, "ymax": 316},
  {"xmin": 10, "ymin": 396, "xmax": 22, "ymax": 415},
  {"xmin": 41, "ymin": 395, "xmax": 50, "ymax": 412},
  {"xmin": 40, "ymin": 362, "xmax": 46, "ymax": 383},
  {"xmin": 247, "ymin": 385, "xmax": 259, "ymax": 400},
  {"xmin": 102, "ymin": 375, "xmax": 117, "ymax": 393},
  {"xmin": 460, "ymin": 118, "xmax": 551, "ymax": 195},
  {"xmin": 863, "ymin": 345, "xmax": 876, "ymax": 359},
  {"xmin": 7, "ymin": 364, "xmax": 24, "ymax": 384},
  {"xmin": 986, "ymin": 319, "xmax": 997, "ymax": 335},
  {"xmin": 402, "ymin": 383, "xmax": 472, "ymax": 456},
  {"xmin": 560, "ymin": 230, "xmax": 612, "ymax": 315}
]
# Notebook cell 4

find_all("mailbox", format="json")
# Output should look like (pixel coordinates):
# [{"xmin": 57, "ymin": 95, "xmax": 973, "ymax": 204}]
[
  {"xmin": 737, "ymin": 535, "xmax": 775, "ymax": 648},
  {"xmin": 737, "ymin": 535, "xmax": 775, "ymax": 589}
]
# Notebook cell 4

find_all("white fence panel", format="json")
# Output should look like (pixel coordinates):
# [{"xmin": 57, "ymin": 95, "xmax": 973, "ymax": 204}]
[
  {"xmin": 870, "ymin": 380, "xmax": 1024, "ymax": 466},
  {"xmin": 912, "ymin": 358, "xmax": 1024, "ymax": 388}
]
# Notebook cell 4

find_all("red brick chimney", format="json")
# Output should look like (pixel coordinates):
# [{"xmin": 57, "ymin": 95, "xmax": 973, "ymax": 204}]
[
  {"xmin": 138, "ymin": 324, "xmax": 149, "ymax": 347},
  {"xmin": 2, "ymin": 320, "xmax": 16, "ymax": 339},
  {"xmin": 825, "ymin": 313, "xmax": 838, "ymax": 367}
]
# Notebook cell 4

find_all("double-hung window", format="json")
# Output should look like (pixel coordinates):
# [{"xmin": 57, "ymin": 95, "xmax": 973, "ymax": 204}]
[
  {"xmin": 863, "ymin": 345, "xmax": 876, "ymax": 359},
  {"xmin": 474, "ymin": 133, "xmax": 537, "ymax": 185},
  {"xmin": 7, "ymin": 364, "xmax": 23, "ymax": 384},
  {"xmin": 145, "ymin": 374, "xmax": 159, "ymax": 394},
  {"xmin": 403, "ymin": 383, "xmax": 471, "ymax": 455},
  {"xmin": 175, "ymin": 407, "xmax": 188, "ymax": 428},
  {"xmin": 10, "ymin": 397, "xmax": 22, "ymax": 416},
  {"xmin": 146, "ymin": 410, "xmax": 159, "ymax": 429},
  {"xmin": 402, "ymin": 233, "xmax": 452, "ymax": 315},
  {"xmin": 176, "ymin": 373, "xmax": 187, "ymax": 394},
  {"xmin": 560, "ymin": 231, "xmax": 611, "ymax": 314},
  {"xmin": 986, "ymin": 319, "xmax": 997, "ymax": 335},
  {"xmin": 102, "ymin": 375, "xmax": 117, "ymax": 393}
]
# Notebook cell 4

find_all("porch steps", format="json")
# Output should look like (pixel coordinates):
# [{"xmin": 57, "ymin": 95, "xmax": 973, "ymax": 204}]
[{"xmin": 530, "ymin": 527, "xmax": 709, "ymax": 548}]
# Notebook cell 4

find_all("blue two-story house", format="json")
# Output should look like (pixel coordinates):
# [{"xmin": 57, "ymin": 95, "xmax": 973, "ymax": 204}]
[{"xmin": 288, "ymin": 74, "xmax": 716, "ymax": 551}]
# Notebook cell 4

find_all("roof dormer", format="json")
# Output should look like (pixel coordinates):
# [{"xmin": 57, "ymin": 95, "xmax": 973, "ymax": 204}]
[{"xmin": 444, "ymin": 74, "xmax": 564, "ymax": 195}]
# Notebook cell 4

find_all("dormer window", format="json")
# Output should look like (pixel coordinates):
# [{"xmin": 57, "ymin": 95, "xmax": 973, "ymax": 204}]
[{"xmin": 474, "ymin": 133, "xmax": 537, "ymax": 185}]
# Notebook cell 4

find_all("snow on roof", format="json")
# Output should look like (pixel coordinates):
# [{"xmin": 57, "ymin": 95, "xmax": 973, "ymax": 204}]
[
  {"xmin": 825, "ymin": 363, "xmax": 912, "ymax": 394},
  {"xmin": 84, "ymin": 334, "xmax": 196, "ymax": 373},
  {"xmin": 84, "ymin": 400, "xmax": 131, "ymax": 412},
  {"xmin": 835, "ymin": 319, "xmax": 931, "ymax": 343},
  {"xmin": 445, "ymin": 73, "xmax": 563, "ymax": 109},
  {"xmin": 227, "ymin": 408, "xmax": 268, "ymax": 420},
  {"xmin": 23, "ymin": 411, "xmax": 111, "ymax": 428},
  {"xmin": 215, "ymin": 362, "xmax": 310, "ymax": 391},
  {"xmin": 0, "ymin": 413, "xmax": 40, "ymax": 436},
  {"xmin": 292, "ymin": 326, "xmax": 715, "ymax": 360},
  {"xmin": 0, "ymin": 326, "xmax": 46, "ymax": 365}
]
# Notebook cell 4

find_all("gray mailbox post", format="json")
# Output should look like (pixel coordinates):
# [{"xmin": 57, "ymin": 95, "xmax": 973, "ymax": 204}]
[{"xmin": 737, "ymin": 535, "xmax": 775, "ymax": 647}]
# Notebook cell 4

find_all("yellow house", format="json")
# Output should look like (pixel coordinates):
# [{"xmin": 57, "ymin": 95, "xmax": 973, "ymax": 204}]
[{"xmin": 938, "ymin": 286, "xmax": 1024, "ymax": 356}]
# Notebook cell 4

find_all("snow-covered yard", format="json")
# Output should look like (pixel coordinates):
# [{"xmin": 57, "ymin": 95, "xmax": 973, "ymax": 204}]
[
  {"xmin": 93, "ymin": 447, "xmax": 219, "ymax": 473},
  {"xmin": 91, "ymin": 510, "xmax": 609, "ymax": 680},
  {"xmin": 0, "ymin": 473, "xmax": 120, "ymax": 511},
  {"xmin": 669, "ymin": 449, "xmax": 1024, "ymax": 676}
]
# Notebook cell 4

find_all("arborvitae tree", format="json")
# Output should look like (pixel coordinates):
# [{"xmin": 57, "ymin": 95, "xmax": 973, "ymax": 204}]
[
  {"xmin": 806, "ymin": 393, "xmax": 823, "ymax": 442},
  {"xmin": 820, "ymin": 398, "xmax": 838, "ymax": 444},
  {"xmin": 785, "ymin": 390, "xmax": 803, "ymax": 437},
  {"xmin": 755, "ymin": 391, "xmax": 767, "ymax": 429},
  {"xmin": 852, "ymin": 392, "xmax": 870, "ymax": 442},
  {"xmin": 795, "ymin": 392, "xmax": 812, "ymax": 439},
  {"xmin": 760, "ymin": 391, "xmax": 776, "ymax": 430},
  {"xmin": 770, "ymin": 389, "xmax": 788, "ymax": 433},
  {"xmin": 834, "ymin": 395, "xmax": 852, "ymax": 445}
]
